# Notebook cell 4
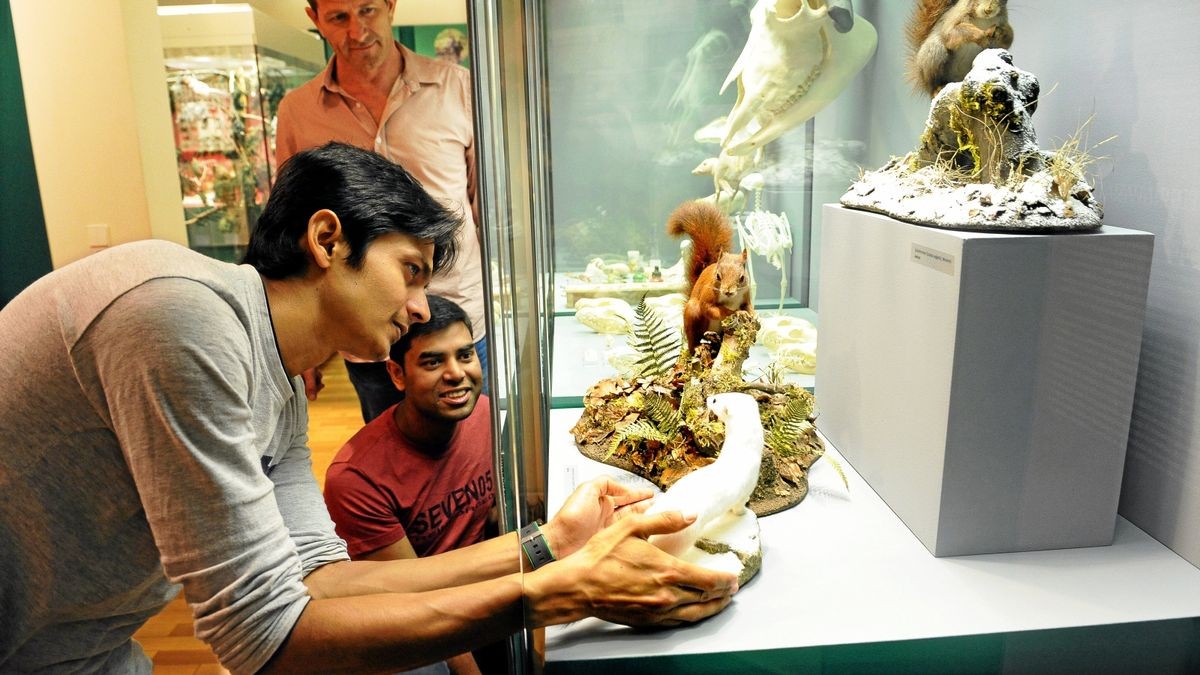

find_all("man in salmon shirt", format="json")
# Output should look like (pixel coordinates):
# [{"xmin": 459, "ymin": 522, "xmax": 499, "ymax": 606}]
[{"xmin": 276, "ymin": 0, "xmax": 488, "ymax": 419}]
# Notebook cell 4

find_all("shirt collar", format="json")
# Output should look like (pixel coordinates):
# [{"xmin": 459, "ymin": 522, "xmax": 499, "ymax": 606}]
[{"xmin": 319, "ymin": 41, "xmax": 439, "ymax": 97}]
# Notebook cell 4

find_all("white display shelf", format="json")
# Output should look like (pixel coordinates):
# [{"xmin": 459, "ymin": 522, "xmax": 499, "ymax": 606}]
[
  {"xmin": 550, "ymin": 310, "xmax": 816, "ymax": 403},
  {"xmin": 543, "ymin": 408, "xmax": 1200, "ymax": 670}
]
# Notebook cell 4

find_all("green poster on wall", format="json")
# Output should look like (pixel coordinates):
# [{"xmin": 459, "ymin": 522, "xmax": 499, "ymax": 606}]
[
  {"xmin": 394, "ymin": 23, "xmax": 470, "ymax": 70},
  {"xmin": 0, "ymin": 0, "xmax": 53, "ymax": 305}
]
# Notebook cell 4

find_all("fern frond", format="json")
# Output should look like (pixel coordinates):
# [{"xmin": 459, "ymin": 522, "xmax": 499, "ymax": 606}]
[
  {"xmin": 606, "ymin": 419, "xmax": 674, "ymax": 459},
  {"xmin": 628, "ymin": 300, "xmax": 682, "ymax": 377},
  {"xmin": 823, "ymin": 453, "xmax": 850, "ymax": 491},
  {"xmin": 765, "ymin": 395, "xmax": 815, "ymax": 455},
  {"xmin": 643, "ymin": 393, "xmax": 682, "ymax": 438}
]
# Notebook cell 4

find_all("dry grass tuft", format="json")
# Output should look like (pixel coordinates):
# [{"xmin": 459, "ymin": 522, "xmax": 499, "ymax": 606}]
[{"xmin": 1046, "ymin": 114, "xmax": 1115, "ymax": 201}]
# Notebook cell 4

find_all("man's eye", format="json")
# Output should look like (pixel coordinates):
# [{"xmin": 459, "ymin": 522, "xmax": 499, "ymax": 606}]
[{"xmin": 407, "ymin": 263, "xmax": 420, "ymax": 278}]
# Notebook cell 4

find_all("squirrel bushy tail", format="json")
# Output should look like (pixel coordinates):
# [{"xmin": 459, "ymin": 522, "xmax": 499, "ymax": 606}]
[
  {"xmin": 666, "ymin": 201, "xmax": 733, "ymax": 293},
  {"xmin": 906, "ymin": 0, "xmax": 952, "ymax": 52}
]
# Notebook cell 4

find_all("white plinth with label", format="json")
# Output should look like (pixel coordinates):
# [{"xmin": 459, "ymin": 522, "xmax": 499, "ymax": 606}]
[{"xmin": 815, "ymin": 204, "xmax": 1154, "ymax": 556}]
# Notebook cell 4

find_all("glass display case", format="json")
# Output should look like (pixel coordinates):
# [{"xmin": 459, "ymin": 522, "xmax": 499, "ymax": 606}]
[
  {"xmin": 470, "ymin": 1, "xmax": 1200, "ymax": 672},
  {"xmin": 540, "ymin": 2, "xmax": 825, "ymax": 403},
  {"xmin": 159, "ymin": 5, "xmax": 323, "ymax": 262}
]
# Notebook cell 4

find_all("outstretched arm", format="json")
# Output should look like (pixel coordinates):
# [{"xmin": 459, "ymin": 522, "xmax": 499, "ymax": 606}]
[
  {"xmin": 359, "ymin": 538, "xmax": 481, "ymax": 675},
  {"xmin": 263, "ymin": 480, "xmax": 738, "ymax": 673},
  {"xmin": 305, "ymin": 476, "xmax": 657, "ymax": 597},
  {"xmin": 265, "ymin": 510, "xmax": 736, "ymax": 674}
]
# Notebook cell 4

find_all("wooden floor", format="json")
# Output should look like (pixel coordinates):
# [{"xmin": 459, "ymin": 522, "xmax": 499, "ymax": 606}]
[{"xmin": 132, "ymin": 358, "xmax": 362, "ymax": 673}]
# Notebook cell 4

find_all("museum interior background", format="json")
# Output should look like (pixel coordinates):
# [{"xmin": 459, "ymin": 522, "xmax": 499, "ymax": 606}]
[{"xmin": 3, "ymin": 0, "xmax": 1200, "ymax": 665}]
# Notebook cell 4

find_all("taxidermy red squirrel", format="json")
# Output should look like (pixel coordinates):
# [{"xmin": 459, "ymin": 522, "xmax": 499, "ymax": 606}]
[
  {"xmin": 907, "ymin": 0, "xmax": 1014, "ymax": 98},
  {"xmin": 666, "ymin": 201, "xmax": 752, "ymax": 352}
]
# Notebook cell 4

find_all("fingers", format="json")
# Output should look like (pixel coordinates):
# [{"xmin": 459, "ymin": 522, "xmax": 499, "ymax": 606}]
[
  {"xmin": 560, "ymin": 525, "xmax": 740, "ymax": 630},
  {"xmin": 601, "ymin": 523, "xmax": 739, "ymax": 598},
  {"xmin": 614, "ymin": 499, "xmax": 653, "ymax": 520},
  {"xmin": 662, "ymin": 594, "xmax": 734, "ymax": 625},
  {"xmin": 586, "ymin": 476, "xmax": 654, "ymax": 508},
  {"xmin": 604, "ymin": 568, "xmax": 738, "ymax": 628},
  {"xmin": 676, "ymin": 559, "xmax": 739, "ymax": 599},
  {"xmin": 301, "ymin": 367, "xmax": 324, "ymax": 401},
  {"xmin": 621, "ymin": 510, "xmax": 697, "ymax": 539}
]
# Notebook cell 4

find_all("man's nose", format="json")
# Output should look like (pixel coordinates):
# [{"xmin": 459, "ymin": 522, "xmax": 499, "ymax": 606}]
[
  {"xmin": 348, "ymin": 16, "xmax": 368, "ymax": 42},
  {"xmin": 443, "ymin": 357, "xmax": 465, "ymax": 381},
  {"xmin": 407, "ymin": 289, "xmax": 431, "ymax": 325}
]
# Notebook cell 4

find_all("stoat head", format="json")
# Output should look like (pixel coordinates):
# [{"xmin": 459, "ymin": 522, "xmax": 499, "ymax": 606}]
[{"xmin": 706, "ymin": 391, "xmax": 757, "ymax": 421}]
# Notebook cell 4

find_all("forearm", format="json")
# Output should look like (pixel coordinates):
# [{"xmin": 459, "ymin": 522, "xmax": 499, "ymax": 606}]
[
  {"xmin": 263, "ymin": 574, "xmax": 525, "ymax": 674},
  {"xmin": 267, "ymin": 510, "xmax": 739, "ymax": 672},
  {"xmin": 304, "ymin": 531, "xmax": 521, "ymax": 598}
]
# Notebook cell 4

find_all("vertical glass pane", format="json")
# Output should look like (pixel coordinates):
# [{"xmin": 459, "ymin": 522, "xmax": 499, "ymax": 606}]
[{"xmin": 469, "ymin": 1, "xmax": 553, "ymax": 669}]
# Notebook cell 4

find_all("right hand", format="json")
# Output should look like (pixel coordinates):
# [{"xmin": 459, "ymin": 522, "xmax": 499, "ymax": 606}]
[
  {"xmin": 540, "ymin": 476, "xmax": 655, "ymax": 559},
  {"xmin": 523, "ymin": 510, "xmax": 739, "ymax": 629},
  {"xmin": 301, "ymin": 366, "xmax": 324, "ymax": 401}
]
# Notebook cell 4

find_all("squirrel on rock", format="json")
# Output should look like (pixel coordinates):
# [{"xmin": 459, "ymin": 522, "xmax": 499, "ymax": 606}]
[
  {"xmin": 906, "ymin": 0, "xmax": 1014, "ymax": 98},
  {"xmin": 667, "ymin": 201, "xmax": 752, "ymax": 352}
]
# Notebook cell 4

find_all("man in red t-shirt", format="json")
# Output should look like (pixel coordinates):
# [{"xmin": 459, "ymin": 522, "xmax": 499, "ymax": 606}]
[
  {"xmin": 325, "ymin": 295, "xmax": 494, "ymax": 559},
  {"xmin": 325, "ymin": 295, "xmax": 494, "ymax": 674}
]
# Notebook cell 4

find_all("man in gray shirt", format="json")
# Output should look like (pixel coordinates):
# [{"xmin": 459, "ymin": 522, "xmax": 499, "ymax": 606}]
[{"xmin": 0, "ymin": 143, "xmax": 737, "ymax": 674}]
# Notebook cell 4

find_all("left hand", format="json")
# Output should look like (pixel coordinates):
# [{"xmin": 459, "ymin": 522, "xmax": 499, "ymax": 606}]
[
  {"xmin": 540, "ymin": 477, "xmax": 654, "ymax": 559},
  {"xmin": 300, "ymin": 366, "xmax": 325, "ymax": 401}
]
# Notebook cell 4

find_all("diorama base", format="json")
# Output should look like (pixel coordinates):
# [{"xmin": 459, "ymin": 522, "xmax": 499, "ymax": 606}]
[
  {"xmin": 683, "ymin": 509, "xmax": 761, "ymax": 587},
  {"xmin": 815, "ymin": 205, "xmax": 1153, "ymax": 556}
]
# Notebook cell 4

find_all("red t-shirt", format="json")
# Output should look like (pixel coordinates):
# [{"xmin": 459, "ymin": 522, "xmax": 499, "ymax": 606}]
[{"xmin": 324, "ymin": 396, "xmax": 494, "ymax": 558}]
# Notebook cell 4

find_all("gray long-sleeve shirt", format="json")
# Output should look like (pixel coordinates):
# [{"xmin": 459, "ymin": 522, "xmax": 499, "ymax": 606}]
[{"xmin": 0, "ymin": 240, "xmax": 348, "ymax": 673}]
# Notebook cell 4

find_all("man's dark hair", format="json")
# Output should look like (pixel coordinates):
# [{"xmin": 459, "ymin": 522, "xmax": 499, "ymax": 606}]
[
  {"xmin": 243, "ymin": 142, "xmax": 461, "ymax": 279},
  {"xmin": 390, "ymin": 295, "xmax": 473, "ymax": 365}
]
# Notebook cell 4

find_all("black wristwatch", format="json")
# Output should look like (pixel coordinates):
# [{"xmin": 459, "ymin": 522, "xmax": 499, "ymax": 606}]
[{"xmin": 519, "ymin": 520, "xmax": 556, "ymax": 570}]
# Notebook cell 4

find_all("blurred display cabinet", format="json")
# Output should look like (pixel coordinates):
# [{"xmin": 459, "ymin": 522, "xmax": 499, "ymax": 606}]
[{"xmin": 159, "ymin": 4, "xmax": 323, "ymax": 262}]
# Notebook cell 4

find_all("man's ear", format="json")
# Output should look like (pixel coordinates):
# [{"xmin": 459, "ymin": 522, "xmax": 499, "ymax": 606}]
[
  {"xmin": 305, "ymin": 209, "xmax": 343, "ymax": 270},
  {"xmin": 386, "ymin": 359, "xmax": 408, "ymax": 394},
  {"xmin": 305, "ymin": 4, "xmax": 319, "ymax": 30}
]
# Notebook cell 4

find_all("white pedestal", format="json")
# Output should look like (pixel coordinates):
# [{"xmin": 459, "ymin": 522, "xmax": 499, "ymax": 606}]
[{"xmin": 815, "ymin": 205, "xmax": 1153, "ymax": 556}]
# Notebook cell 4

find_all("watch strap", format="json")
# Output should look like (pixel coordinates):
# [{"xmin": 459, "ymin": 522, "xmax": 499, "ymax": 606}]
[{"xmin": 519, "ymin": 520, "xmax": 556, "ymax": 570}]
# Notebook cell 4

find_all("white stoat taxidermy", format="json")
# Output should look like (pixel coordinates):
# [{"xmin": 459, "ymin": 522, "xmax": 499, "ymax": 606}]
[{"xmin": 646, "ymin": 392, "xmax": 764, "ymax": 557}]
